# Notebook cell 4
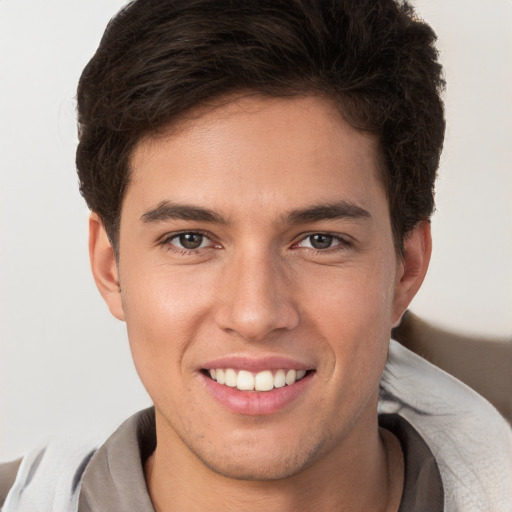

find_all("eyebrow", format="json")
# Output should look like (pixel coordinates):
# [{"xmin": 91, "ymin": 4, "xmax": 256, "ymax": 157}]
[
  {"xmin": 140, "ymin": 201, "xmax": 228, "ymax": 224},
  {"xmin": 283, "ymin": 201, "xmax": 371, "ymax": 224},
  {"xmin": 140, "ymin": 200, "xmax": 371, "ymax": 226}
]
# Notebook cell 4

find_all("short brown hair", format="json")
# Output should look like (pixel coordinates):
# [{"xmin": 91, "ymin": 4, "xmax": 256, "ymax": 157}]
[{"xmin": 76, "ymin": 0, "xmax": 445, "ymax": 253}]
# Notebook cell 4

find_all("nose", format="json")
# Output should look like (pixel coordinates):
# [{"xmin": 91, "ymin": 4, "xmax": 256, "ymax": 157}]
[{"xmin": 214, "ymin": 250, "xmax": 300, "ymax": 342}]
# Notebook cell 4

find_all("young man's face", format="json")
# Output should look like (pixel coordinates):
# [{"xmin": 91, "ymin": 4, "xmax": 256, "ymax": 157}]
[{"xmin": 91, "ymin": 95, "xmax": 428, "ymax": 481}]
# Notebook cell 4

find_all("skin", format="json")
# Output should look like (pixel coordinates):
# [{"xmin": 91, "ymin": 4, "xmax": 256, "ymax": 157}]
[{"xmin": 90, "ymin": 95, "xmax": 431, "ymax": 511}]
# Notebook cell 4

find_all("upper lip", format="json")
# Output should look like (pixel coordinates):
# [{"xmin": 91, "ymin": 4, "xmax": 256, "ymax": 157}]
[{"xmin": 201, "ymin": 355, "xmax": 313, "ymax": 373}]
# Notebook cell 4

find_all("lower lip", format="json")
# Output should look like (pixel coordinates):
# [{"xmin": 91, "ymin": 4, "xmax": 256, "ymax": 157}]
[{"xmin": 202, "ymin": 372, "xmax": 313, "ymax": 415}]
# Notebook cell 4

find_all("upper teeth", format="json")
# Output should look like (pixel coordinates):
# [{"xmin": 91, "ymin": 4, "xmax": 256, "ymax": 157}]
[{"xmin": 209, "ymin": 368, "xmax": 307, "ymax": 392}]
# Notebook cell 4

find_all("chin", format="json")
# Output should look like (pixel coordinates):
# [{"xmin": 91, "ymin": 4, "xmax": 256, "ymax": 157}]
[
  {"xmin": 197, "ymin": 449, "xmax": 316, "ymax": 482},
  {"xmin": 184, "ymin": 428, "xmax": 326, "ymax": 482}
]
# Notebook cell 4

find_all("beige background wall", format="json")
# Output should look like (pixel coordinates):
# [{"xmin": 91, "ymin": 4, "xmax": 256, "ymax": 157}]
[{"xmin": 1, "ymin": 0, "xmax": 511, "ymax": 460}]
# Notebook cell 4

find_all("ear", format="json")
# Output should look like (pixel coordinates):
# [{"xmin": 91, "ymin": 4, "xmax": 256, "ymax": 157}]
[
  {"xmin": 391, "ymin": 221, "xmax": 432, "ymax": 327},
  {"xmin": 89, "ymin": 213, "xmax": 125, "ymax": 321}
]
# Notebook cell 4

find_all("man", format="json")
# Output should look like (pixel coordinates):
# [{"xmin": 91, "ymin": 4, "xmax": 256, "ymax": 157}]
[{"xmin": 1, "ymin": 0, "xmax": 511, "ymax": 510}]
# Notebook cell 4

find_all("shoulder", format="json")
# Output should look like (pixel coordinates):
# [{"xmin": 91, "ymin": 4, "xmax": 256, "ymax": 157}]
[
  {"xmin": 0, "ymin": 458, "xmax": 22, "ymax": 508},
  {"xmin": 1, "ymin": 440, "xmax": 97, "ymax": 512},
  {"xmin": 0, "ymin": 410, "xmax": 153, "ymax": 512},
  {"xmin": 381, "ymin": 339, "xmax": 512, "ymax": 511}
]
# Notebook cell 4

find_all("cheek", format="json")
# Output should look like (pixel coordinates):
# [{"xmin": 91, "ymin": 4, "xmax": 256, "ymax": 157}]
[
  {"xmin": 303, "ymin": 259, "xmax": 396, "ymax": 331},
  {"xmin": 300, "ymin": 261, "xmax": 396, "ymax": 378},
  {"xmin": 120, "ymin": 266, "xmax": 214, "ymax": 392}
]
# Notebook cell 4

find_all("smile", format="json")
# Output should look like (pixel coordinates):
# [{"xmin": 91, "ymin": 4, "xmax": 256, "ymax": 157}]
[{"xmin": 207, "ymin": 368, "xmax": 308, "ymax": 392}]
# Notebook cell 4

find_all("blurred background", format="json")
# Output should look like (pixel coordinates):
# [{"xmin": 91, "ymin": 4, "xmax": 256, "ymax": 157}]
[{"xmin": 1, "ymin": 0, "xmax": 511, "ymax": 460}]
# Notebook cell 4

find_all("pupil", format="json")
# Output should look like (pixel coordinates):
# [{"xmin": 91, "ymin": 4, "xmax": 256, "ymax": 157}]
[
  {"xmin": 311, "ymin": 234, "xmax": 332, "ymax": 249},
  {"xmin": 179, "ymin": 233, "xmax": 203, "ymax": 249}
]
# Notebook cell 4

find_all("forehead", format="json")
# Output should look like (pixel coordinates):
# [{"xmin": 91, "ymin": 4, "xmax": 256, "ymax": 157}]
[{"xmin": 125, "ymin": 94, "xmax": 385, "ymax": 220}]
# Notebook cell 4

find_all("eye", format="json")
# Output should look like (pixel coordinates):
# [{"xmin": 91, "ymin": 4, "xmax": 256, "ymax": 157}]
[
  {"xmin": 296, "ymin": 233, "xmax": 345, "ymax": 250},
  {"xmin": 168, "ymin": 232, "xmax": 211, "ymax": 250}
]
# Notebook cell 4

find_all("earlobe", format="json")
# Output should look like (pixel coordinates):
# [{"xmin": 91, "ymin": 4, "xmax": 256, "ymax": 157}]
[
  {"xmin": 89, "ymin": 213, "xmax": 125, "ymax": 321},
  {"xmin": 391, "ymin": 221, "xmax": 432, "ymax": 327}
]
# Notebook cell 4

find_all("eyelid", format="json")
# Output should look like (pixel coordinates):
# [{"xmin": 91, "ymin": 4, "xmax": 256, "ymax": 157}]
[
  {"xmin": 157, "ymin": 230, "xmax": 353, "ymax": 253},
  {"xmin": 293, "ymin": 232, "xmax": 353, "ymax": 250},
  {"xmin": 159, "ymin": 230, "xmax": 220, "ymax": 250}
]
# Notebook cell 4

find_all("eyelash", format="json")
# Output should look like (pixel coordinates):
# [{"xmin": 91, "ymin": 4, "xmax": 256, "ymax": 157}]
[
  {"xmin": 160, "ymin": 231, "xmax": 218, "ymax": 255},
  {"xmin": 292, "ymin": 233, "xmax": 352, "ymax": 253},
  {"xmin": 160, "ymin": 231, "xmax": 352, "ymax": 256}
]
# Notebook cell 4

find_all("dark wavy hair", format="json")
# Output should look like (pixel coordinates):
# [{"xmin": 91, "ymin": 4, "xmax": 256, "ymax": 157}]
[{"xmin": 76, "ymin": 0, "xmax": 445, "ymax": 254}]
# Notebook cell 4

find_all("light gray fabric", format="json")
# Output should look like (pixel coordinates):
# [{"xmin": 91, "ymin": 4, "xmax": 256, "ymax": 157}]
[
  {"xmin": 380, "ymin": 339, "xmax": 512, "ymax": 511},
  {"xmin": 1, "ymin": 440, "xmax": 97, "ymax": 512}
]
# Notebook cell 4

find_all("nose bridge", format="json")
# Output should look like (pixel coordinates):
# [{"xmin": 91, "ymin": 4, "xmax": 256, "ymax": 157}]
[{"xmin": 215, "ymin": 244, "xmax": 299, "ymax": 341}]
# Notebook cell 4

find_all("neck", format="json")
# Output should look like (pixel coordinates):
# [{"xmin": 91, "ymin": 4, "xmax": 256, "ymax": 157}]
[{"xmin": 144, "ymin": 410, "xmax": 404, "ymax": 512}]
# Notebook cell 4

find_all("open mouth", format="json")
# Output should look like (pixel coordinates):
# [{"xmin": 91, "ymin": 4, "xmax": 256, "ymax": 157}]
[{"xmin": 203, "ymin": 368, "xmax": 314, "ymax": 392}]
